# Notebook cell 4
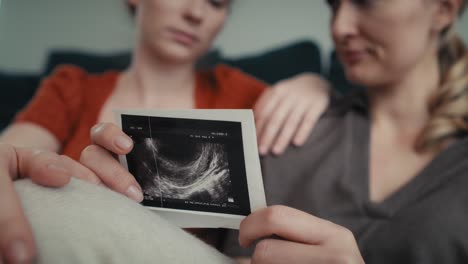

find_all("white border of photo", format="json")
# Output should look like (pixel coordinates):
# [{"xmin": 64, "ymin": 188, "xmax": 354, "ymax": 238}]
[{"xmin": 114, "ymin": 109, "xmax": 267, "ymax": 229}]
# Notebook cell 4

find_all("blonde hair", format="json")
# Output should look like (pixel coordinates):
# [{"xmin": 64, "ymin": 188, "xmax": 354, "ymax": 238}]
[{"xmin": 416, "ymin": 0, "xmax": 468, "ymax": 152}]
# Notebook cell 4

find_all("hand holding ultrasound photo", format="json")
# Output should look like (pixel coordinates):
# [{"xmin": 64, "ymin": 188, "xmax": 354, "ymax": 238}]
[{"xmin": 115, "ymin": 109, "xmax": 266, "ymax": 229}]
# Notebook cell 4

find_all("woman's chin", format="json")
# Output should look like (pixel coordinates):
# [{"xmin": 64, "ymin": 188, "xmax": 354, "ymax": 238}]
[
  {"xmin": 152, "ymin": 44, "xmax": 200, "ymax": 65},
  {"xmin": 344, "ymin": 70, "xmax": 365, "ymax": 86},
  {"xmin": 344, "ymin": 66, "xmax": 378, "ymax": 87},
  {"xmin": 162, "ymin": 53, "xmax": 197, "ymax": 65}
]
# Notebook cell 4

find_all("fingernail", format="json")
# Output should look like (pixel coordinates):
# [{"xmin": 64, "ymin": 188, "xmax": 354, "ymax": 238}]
[
  {"xmin": 47, "ymin": 163, "xmax": 68, "ymax": 174},
  {"xmin": 115, "ymin": 136, "xmax": 133, "ymax": 150},
  {"xmin": 5, "ymin": 239, "xmax": 30, "ymax": 263},
  {"xmin": 91, "ymin": 123, "xmax": 105, "ymax": 134},
  {"xmin": 126, "ymin": 185, "xmax": 143, "ymax": 202},
  {"xmin": 272, "ymin": 147, "xmax": 283, "ymax": 155},
  {"xmin": 31, "ymin": 149, "xmax": 43, "ymax": 156},
  {"xmin": 293, "ymin": 138, "xmax": 305, "ymax": 147},
  {"xmin": 89, "ymin": 176, "xmax": 101, "ymax": 185},
  {"xmin": 259, "ymin": 146, "xmax": 267, "ymax": 155}
]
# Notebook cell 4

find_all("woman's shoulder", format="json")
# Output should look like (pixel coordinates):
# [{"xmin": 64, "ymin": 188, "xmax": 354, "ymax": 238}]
[
  {"xmin": 325, "ymin": 90, "xmax": 369, "ymax": 116},
  {"xmin": 15, "ymin": 65, "xmax": 120, "ymax": 140},
  {"xmin": 196, "ymin": 64, "xmax": 267, "ymax": 109},
  {"xmin": 296, "ymin": 91, "xmax": 369, "ymax": 147},
  {"xmin": 43, "ymin": 64, "xmax": 120, "ymax": 110},
  {"xmin": 45, "ymin": 64, "xmax": 120, "ymax": 93}
]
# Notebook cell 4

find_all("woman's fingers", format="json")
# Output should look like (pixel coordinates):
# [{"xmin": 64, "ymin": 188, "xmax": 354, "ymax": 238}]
[
  {"xmin": 0, "ymin": 144, "xmax": 86, "ymax": 264},
  {"xmin": 254, "ymin": 74, "xmax": 331, "ymax": 156},
  {"xmin": 292, "ymin": 107, "xmax": 321, "ymax": 147},
  {"xmin": 57, "ymin": 155, "xmax": 101, "ymax": 185},
  {"xmin": 258, "ymin": 98, "xmax": 296, "ymax": 156},
  {"xmin": 89, "ymin": 123, "xmax": 143, "ymax": 202},
  {"xmin": 270, "ymin": 98, "xmax": 327, "ymax": 154},
  {"xmin": 251, "ymin": 239, "xmax": 336, "ymax": 264},
  {"xmin": 239, "ymin": 206, "xmax": 336, "ymax": 248},
  {"xmin": 0, "ymin": 178, "xmax": 36, "ymax": 264},
  {"xmin": 15, "ymin": 148, "xmax": 71, "ymax": 187},
  {"xmin": 0, "ymin": 145, "xmax": 36, "ymax": 264},
  {"xmin": 270, "ymin": 101, "xmax": 309, "ymax": 155},
  {"xmin": 254, "ymin": 89, "xmax": 283, "ymax": 154},
  {"xmin": 90, "ymin": 123, "xmax": 134, "ymax": 155},
  {"xmin": 80, "ymin": 145, "xmax": 143, "ymax": 202},
  {"xmin": 293, "ymin": 95, "xmax": 328, "ymax": 146},
  {"xmin": 0, "ymin": 142, "xmax": 110, "ymax": 264},
  {"xmin": 14, "ymin": 148, "xmax": 100, "ymax": 187},
  {"xmin": 251, "ymin": 238, "xmax": 363, "ymax": 264},
  {"xmin": 253, "ymin": 89, "xmax": 275, "ymax": 136},
  {"xmin": 240, "ymin": 206, "xmax": 364, "ymax": 264}
]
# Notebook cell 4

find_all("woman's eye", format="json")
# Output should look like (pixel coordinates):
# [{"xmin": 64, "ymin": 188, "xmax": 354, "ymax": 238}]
[
  {"xmin": 208, "ymin": 0, "xmax": 229, "ymax": 9},
  {"xmin": 326, "ymin": 0, "xmax": 340, "ymax": 11},
  {"xmin": 353, "ymin": 0, "xmax": 378, "ymax": 8},
  {"xmin": 326, "ymin": 0, "xmax": 376, "ymax": 11}
]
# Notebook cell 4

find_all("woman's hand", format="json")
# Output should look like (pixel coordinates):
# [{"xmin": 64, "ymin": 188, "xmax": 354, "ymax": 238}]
[
  {"xmin": 79, "ymin": 123, "xmax": 144, "ymax": 202},
  {"xmin": 239, "ymin": 206, "xmax": 364, "ymax": 264},
  {"xmin": 0, "ymin": 143, "xmax": 97, "ymax": 264},
  {"xmin": 254, "ymin": 73, "xmax": 330, "ymax": 156}
]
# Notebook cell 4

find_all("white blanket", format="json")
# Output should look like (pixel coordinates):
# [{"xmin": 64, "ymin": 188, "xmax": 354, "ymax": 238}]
[{"xmin": 15, "ymin": 178, "xmax": 234, "ymax": 264}]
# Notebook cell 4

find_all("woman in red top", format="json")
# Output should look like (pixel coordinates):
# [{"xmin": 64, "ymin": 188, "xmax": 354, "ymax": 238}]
[
  {"xmin": 2, "ymin": 1, "xmax": 328, "ymax": 160},
  {"xmin": 0, "ymin": 0, "xmax": 330, "ymax": 263}
]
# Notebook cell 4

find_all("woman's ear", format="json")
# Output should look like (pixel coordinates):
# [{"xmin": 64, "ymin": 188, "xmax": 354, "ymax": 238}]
[{"xmin": 432, "ymin": 0, "xmax": 462, "ymax": 32}]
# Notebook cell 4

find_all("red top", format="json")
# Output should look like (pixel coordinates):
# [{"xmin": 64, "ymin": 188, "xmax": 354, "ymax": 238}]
[{"xmin": 15, "ymin": 64, "xmax": 266, "ymax": 160}]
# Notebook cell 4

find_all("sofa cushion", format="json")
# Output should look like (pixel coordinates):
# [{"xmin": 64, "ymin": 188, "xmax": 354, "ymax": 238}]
[
  {"xmin": 225, "ymin": 40, "xmax": 322, "ymax": 84},
  {"xmin": 0, "ymin": 73, "xmax": 40, "ymax": 130},
  {"xmin": 43, "ymin": 51, "xmax": 131, "ymax": 75}
]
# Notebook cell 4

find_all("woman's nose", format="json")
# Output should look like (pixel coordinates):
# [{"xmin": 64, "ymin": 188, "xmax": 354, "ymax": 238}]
[
  {"xmin": 331, "ymin": 2, "xmax": 359, "ymax": 43},
  {"xmin": 183, "ymin": 0, "xmax": 206, "ymax": 24}
]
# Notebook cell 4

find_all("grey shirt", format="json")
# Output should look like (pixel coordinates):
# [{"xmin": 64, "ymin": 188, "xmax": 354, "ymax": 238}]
[{"xmin": 222, "ymin": 93, "xmax": 468, "ymax": 263}]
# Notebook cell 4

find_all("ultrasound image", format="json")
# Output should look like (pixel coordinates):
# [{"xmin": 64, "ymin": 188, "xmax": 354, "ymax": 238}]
[
  {"xmin": 122, "ymin": 114, "xmax": 251, "ymax": 216},
  {"xmin": 133, "ymin": 135, "xmax": 231, "ymax": 204}
]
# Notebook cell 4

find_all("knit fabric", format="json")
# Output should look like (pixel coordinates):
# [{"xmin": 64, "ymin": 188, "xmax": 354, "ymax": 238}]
[{"xmin": 15, "ymin": 178, "xmax": 235, "ymax": 264}]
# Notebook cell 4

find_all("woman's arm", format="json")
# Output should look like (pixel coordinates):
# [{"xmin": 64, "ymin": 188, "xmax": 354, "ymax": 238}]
[{"xmin": 0, "ymin": 123, "xmax": 61, "ymax": 152}]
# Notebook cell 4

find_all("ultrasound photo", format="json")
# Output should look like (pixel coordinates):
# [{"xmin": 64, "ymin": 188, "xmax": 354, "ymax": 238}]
[
  {"xmin": 136, "ymin": 138, "xmax": 231, "ymax": 203},
  {"xmin": 121, "ymin": 114, "xmax": 251, "ymax": 216}
]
